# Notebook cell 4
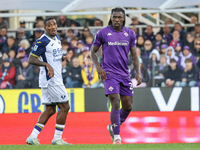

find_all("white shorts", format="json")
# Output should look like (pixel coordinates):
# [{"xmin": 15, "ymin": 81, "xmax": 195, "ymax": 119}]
[{"xmin": 41, "ymin": 84, "xmax": 69, "ymax": 105}]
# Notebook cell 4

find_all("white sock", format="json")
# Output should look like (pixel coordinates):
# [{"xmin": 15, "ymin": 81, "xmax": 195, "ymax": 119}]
[
  {"xmin": 30, "ymin": 123, "xmax": 44, "ymax": 138},
  {"xmin": 114, "ymin": 135, "xmax": 121, "ymax": 140},
  {"xmin": 53, "ymin": 124, "xmax": 65, "ymax": 140}
]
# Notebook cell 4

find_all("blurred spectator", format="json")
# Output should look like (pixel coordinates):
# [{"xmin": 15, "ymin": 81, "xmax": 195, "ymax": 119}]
[
  {"xmin": 66, "ymin": 29, "xmax": 74, "ymax": 43},
  {"xmin": 165, "ymin": 46, "xmax": 179, "ymax": 65},
  {"xmin": 57, "ymin": 15, "xmax": 79, "ymax": 27},
  {"xmin": 8, "ymin": 50, "xmax": 20, "ymax": 68},
  {"xmin": 144, "ymin": 25, "xmax": 155, "ymax": 42},
  {"xmin": 33, "ymin": 16, "xmax": 44, "ymax": 28},
  {"xmin": 0, "ymin": 13, "xmax": 8, "ymax": 29},
  {"xmin": 81, "ymin": 57, "xmax": 99, "ymax": 88},
  {"xmin": 84, "ymin": 35, "xmax": 94, "ymax": 51},
  {"xmin": 57, "ymin": 16, "xmax": 80, "ymax": 38},
  {"xmin": 174, "ymin": 22, "xmax": 186, "ymax": 41},
  {"xmin": 0, "ymin": 58, "xmax": 16, "ymax": 89},
  {"xmin": 131, "ymin": 26, "xmax": 139, "ymax": 38},
  {"xmin": 131, "ymin": 57, "xmax": 149, "ymax": 88},
  {"xmin": 61, "ymin": 40, "xmax": 70, "ymax": 56},
  {"xmin": 16, "ymin": 47, "xmax": 27, "ymax": 60},
  {"xmin": 78, "ymin": 47, "xmax": 90, "ymax": 67},
  {"xmin": 19, "ymin": 39, "xmax": 31, "ymax": 56},
  {"xmin": 150, "ymin": 55, "xmax": 168, "ymax": 87},
  {"xmin": 187, "ymin": 16, "xmax": 198, "ymax": 33},
  {"xmin": 1, "ymin": 36, "xmax": 17, "ymax": 54},
  {"xmin": 180, "ymin": 58, "xmax": 198, "ymax": 87},
  {"xmin": 148, "ymin": 49, "xmax": 160, "ymax": 76},
  {"xmin": 0, "ymin": 27, "xmax": 7, "ymax": 51},
  {"xmin": 76, "ymin": 40, "xmax": 84, "ymax": 56},
  {"xmin": 160, "ymin": 44, "xmax": 168, "ymax": 55},
  {"xmin": 70, "ymin": 23, "xmax": 80, "ymax": 37},
  {"xmin": 165, "ymin": 18, "xmax": 174, "ymax": 25},
  {"xmin": 90, "ymin": 19, "xmax": 103, "ymax": 36},
  {"xmin": 193, "ymin": 37, "xmax": 200, "ymax": 60},
  {"xmin": 65, "ymin": 57, "xmax": 83, "ymax": 88},
  {"xmin": 0, "ymin": 52, "xmax": 8, "ymax": 64},
  {"xmin": 177, "ymin": 46, "xmax": 196, "ymax": 70},
  {"xmin": 70, "ymin": 36, "xmax": 78, "ymax": 53},
  {"xmin": 80, "ymin": 27, "xmax": 92, "ymax": 44},
  {"xmin": 15, "ymin": 57, "xmax": 34, "ymax": 89},
  {"xmin": 153, "ymin": 33, "xmax": 166, "ymax": 51},
  {"xmin": 37, "ymin": 21, "xmax": 44, "ymax": 29},
  {"xmin": 15, "ymin": 28, "xmax": 27, "ymax": 46},
  {"xmin": 184, "ymin": 32, "xmax": 195, "ymax": 51},
  {"xmin": 141, "ymin": 40, "xmax": 153, "ymax": 67},
  {"xmin": 174, "ymin": 42, "xmax": 182, "ymax": 57},
  {"xmin": 129, "ymin": 16, "xmax": 146, "ymax": 34},
  {"xmin": 136, "ymin": 35, "xmax": 145, "ymax": 53},
  {"xmin": 193, "ymin": 23, "xmax": 200, "ymax": 38},
  {"xmin": 162, "ymin": 25, "xmax": 173, "ymax": 44},
  {"xmin": 170, "ymin": 30, "xmax": 182, "ymax": 48},
  {"xmin": 30, "ymin": 29, "xmax": 44, "ymax": 49},
  {"xmin": 161, "ymin": 58, "xmax": 182, "ymax": 87},
  {"xmin": 16, "ymin": 20, "xmax": 32, "ymax": 38}
]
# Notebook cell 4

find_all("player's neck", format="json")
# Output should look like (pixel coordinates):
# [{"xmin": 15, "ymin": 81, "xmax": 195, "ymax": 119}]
[
  {"xmin": 112, "ymin": 25, "xmax": 123, "ymax": 32},
  {"xmin": 45, "ymin": 33, "xmax": 56, "ymax": 39}
]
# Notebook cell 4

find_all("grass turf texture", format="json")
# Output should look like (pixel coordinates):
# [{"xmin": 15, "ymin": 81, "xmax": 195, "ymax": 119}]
[{"xmin": 1, "ymin": 143, "xmax": 200, "ymax": 150}]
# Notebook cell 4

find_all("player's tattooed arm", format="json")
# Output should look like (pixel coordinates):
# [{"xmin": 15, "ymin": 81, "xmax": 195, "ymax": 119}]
[
  {"xmin": 130, "ymin": 47, "xmax": 142, "ymax": 86},
  {"xmin": 90, "ymin": 45, "xmax": 107, "ymax": 80},
  {"xmin": 28, "ymin": 55, "xmax": 54, "ymax": 78}
]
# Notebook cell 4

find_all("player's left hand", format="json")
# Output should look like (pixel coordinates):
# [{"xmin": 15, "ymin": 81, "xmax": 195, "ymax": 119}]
[
  {"xmin": 63, "ymin": 55, "xmax": 70, "ymax": 62},
  {"xmin": 135, "ymin": 75, "xmax": 142, "ymax": 86}
]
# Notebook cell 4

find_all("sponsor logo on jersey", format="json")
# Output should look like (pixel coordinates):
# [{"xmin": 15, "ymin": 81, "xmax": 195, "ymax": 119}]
[
  {"xmin": 109, "ymin": 86, "xmax": 114, "ymax": 91},
  {"xmin": 108, "ymin": 40, "xmax": 129, "ymax": 46},
  {"xmin": 124, "ymin": 32, "xmax": 129, "ymax": 37},
  {"xmin": 33, "ymin": 45, "xmax": 38, "ymax": 51},
  {"xmin": 37, "ymin": 41, "xmax": 42, "ymax": 44},
  {"xmin": 107, "ymin": 33, "xmax": 112, "ymax": 36}
]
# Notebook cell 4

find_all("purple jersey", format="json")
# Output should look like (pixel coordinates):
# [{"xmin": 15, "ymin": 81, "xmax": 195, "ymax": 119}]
[{"xmin": 93, "ymin": 25, "xmax": 136, "ymax": 78}]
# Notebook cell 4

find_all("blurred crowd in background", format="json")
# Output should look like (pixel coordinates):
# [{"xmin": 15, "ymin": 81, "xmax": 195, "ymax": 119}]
[{"xmin": 0, "ymin": 15, "xmax": 200, "ymax": 89}]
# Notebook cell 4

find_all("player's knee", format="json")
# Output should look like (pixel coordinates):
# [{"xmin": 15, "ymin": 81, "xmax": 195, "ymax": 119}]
[{"xmin": 49, "ymin": 108, "xmax": 56, "ymax": 116}]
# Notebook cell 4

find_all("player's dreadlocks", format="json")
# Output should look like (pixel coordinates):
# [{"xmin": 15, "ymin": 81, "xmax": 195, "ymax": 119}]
[{"xmin": 108, "ymin": 7, "xmax": 126, "ymax": 26}]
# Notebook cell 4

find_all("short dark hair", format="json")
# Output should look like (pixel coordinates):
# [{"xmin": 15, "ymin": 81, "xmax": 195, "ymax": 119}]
[
  {"xmin": 44, "ymin": 17, "xmax": 55, "ymax": 25},
  {"xmin": 61, "ymin": 40, "xmax": 69, "ymax": 46},
  {"xmin": 185, "ymin": 58, "xmax": 192, "ymax": 63},
  {"xmin": 108, "ymin": 7, "xmax": 126, "ymax": 26},
  {"xmin": 170, "ymin": 58, "xmax": 177, "ymax": 63},
  {"xmin": 175, "ymin": 22, "xmax": 182, "ymax": 27}
]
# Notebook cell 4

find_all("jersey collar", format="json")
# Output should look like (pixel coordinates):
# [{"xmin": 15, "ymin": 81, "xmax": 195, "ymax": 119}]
[{"xmin": 45, "ymin": 33, "xmax": 56, "ymax": 40}]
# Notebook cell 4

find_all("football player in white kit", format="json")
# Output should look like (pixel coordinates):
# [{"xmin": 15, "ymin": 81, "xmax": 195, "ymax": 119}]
[{"xmin": 26, "ymin": 17, "xmax": 71, "ymax": 145}]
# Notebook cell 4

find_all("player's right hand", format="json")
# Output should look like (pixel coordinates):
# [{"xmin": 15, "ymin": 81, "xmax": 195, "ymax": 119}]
[
  {"xmin": 46, "ymin": 63, "xmax": 54, "ymax": 78},
  {"xmin": 96, "ymin": 65, "xmax": 107, "ymax": 80}
]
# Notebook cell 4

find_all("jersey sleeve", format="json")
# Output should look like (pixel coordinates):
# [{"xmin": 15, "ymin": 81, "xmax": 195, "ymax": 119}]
[
  {"xmin": 30, "ymin": 39, "xmax": 46, "ymax": 57},
  {"xmin": 130, "ymin": 29, "xmax": 137, "ymax": 48},
  {"xmin": 92, "ymin": 29, "xmax": 103, "ymax": 48}
]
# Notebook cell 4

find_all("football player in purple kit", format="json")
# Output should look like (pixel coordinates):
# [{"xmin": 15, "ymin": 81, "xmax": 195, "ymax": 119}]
[{"xmin": 90, "ymin": 7, "xmax": 142, "ymax": 145}]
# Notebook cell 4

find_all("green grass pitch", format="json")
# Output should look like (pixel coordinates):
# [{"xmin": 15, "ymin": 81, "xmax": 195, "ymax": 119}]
[{"xmin": 1, "ymin": 143, "xmax": 200, "ymax": 150}]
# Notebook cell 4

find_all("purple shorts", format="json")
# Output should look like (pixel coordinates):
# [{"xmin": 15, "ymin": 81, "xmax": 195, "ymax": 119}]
[{"xmin": 103, "ymin": 77, "xmax": 134, "ymax": 96}]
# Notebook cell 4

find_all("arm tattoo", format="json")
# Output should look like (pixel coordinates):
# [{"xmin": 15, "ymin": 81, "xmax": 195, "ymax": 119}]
[
  {"xmin": 130, "ymin": 47, "xmax": 141, "ymax": 76},
  {"xmin": 28, "ymin": 55, "xmax": 47, "ymax": 67}
]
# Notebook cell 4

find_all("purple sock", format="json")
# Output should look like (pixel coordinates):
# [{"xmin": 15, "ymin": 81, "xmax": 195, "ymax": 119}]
[
  {"xmin": 110, "ymin": 108, "xmax": 120, "ymax": 135},
  {"xmin": 120, "ymin": 108, "xmax": 130, "ymax": 124}
]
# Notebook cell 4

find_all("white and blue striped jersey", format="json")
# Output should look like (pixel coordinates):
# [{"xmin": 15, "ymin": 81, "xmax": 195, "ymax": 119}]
[{"xmin": 31, "ymin": 33, "xmax": 63, "ymax": 87}]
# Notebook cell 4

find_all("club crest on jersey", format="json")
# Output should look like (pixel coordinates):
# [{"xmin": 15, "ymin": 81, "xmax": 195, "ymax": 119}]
[
  {"xmin": 33, "ymin": 45, "xmax": 38, "ymax": 51},
  {"xmin": 109, "ymin": 86, "xmax": 114, "ymax": 91},
  {"xmin": 124, "ymin": 32, "xmax": 129, "ymax": 37}
]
